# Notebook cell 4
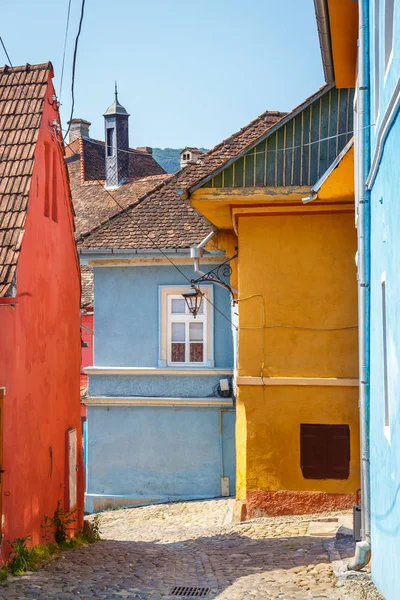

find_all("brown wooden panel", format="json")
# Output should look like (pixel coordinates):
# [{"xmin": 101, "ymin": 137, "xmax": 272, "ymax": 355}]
[{"xmin": 300, "ymin": 424, "xmax": 350, "ymax": 480}]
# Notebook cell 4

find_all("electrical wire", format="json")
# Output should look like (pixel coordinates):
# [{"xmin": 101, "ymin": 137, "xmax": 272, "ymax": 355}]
[
  {"xmin": 59, "ymin": 0, "xmax": 72, "ymax": 101},
  {"xmin": 0, "ymin": 35, "xmax": 12, "ymax": 66},
  {"xmin": 63, "ymin": 0, "xmax": 86, "ymax": 142},
  {"xmin": 87, "ymin": 177, "xmax": 238, "ymax": 330}
]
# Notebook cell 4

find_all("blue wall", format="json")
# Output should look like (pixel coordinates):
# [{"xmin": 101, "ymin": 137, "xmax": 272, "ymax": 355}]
[
  {"xmin": 93, "ymin": 264, "xmax": 233, "ymax": 368},
  {"xmin": 89, "ymin": 374, "xmax": 228, "ymax": 398},
  {"xmin": 85, "ymin": 404, "xmax": 236, "ymax": 511},
  {"xmin": 368, "ymin": 4, "xmax": 400, "ymax": 597}
]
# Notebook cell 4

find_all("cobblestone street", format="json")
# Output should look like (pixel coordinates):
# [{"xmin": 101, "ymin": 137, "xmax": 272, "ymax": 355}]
[{"xmin": 0, "ymin": 500, "xmax": 380, "ymax": 600}]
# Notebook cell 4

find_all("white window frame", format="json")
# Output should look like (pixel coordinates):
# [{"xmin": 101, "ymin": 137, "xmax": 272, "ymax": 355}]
[
  {"xmin": 158, "ymin": 285, "xmax": 214, "ymax": 368},
  {"xmin": 384, "ymin": 0, "xmax": 394, "ymax": 78},
  {"xmin": 381, "ymin": 272, "xmax": 390, "ymax": 441}
]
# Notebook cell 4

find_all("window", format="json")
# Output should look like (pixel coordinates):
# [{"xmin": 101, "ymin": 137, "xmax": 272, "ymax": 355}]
[
  {"xmin": 51, "ymin": 148, "xmax": 58, "ymax": 222},
  {"xmin": 374, "ymin": 0, "xmax": 380, "ymax": 119},
  {"xmin": 384, "ymin": 0, "xmax": 394, "ymax": 71},
  {"xmin": 382, "ymin": 274, "xmax": 389, "ymax": 427},
  {"xmin": 44, "ymin": 141, "xmax": 50, "ymax": 217},
  {"xmin": 106, "ymin": 127, "xmax": 114, "ymax": 157},
  {"xmin": 159, "ymin": 285, "xmax": 214, "ymax": 367},
  {"xmin": 300, "ymin": 424, "xmax": 350, "ymax": 480}
]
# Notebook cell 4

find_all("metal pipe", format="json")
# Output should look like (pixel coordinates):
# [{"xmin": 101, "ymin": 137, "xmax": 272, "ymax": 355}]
[
  {"xmin": 313, "ymin": 0, "xmax": 335, "ymax": 84},
  {"xmin": 348, "ymin": 0, "xmax": 371, "ymax": 571}
]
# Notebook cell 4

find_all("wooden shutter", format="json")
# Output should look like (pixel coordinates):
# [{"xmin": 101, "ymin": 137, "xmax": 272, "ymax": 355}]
[{"xmin": 300, "ymin": 424, "xmax": 350, "ymax": 480}]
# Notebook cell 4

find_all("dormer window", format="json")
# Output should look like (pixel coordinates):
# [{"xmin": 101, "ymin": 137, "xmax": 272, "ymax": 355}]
[
  {"xmin": 106, "ymin": 128, "xmax": 114, "ymax": 157},
  {"xmin": 183, "ymin": 152, "xmax": 190, "ymax": 161}
]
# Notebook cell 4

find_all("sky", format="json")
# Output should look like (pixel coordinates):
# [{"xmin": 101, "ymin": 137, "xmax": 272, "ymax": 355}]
[{"xmin": 1, "ymin": 0, "xmax": 325, "ymax": 149}]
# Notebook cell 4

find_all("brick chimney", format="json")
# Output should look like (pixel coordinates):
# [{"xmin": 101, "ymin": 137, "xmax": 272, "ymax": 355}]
[
  {"xmin": 68, "ymin": 118, "xmax": 91, "ymax": 143},
  {"xmin": 136, "ymin": 146, "xmax": 153, "ymax": 155}
]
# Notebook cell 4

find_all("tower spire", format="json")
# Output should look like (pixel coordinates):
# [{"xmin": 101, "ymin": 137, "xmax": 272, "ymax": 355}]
[{"xmin": 114, "ymin": 81, "xmax": 118, "ymax": 102}]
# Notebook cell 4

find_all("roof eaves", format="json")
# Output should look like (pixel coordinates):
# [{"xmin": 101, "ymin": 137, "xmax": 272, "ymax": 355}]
[
  {"xmin": 310, "ymin": 137, "xmax": 354, "ymax": 194},
  {"xmin": 189, "ymin": 85, "xmax": 333, "ymax": 193},
  {"xmin": 313, "ymin": 0, "xmax": 335, "ymax": 84}
]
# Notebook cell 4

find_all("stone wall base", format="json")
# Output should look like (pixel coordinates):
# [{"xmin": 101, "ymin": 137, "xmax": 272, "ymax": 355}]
[{"xmin": 237, "ymin": 490, "xmax": 355, "ymax": 520}]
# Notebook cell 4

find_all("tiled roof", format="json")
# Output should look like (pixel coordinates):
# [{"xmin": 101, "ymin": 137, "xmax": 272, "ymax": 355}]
[
  {"xmin": 0, "ymin": 62, "xmax": 51, "ymax": 297},
  {"xmin": 78, "ymin": 109, "xmax": 287, "ymax": 250},
  {"xmin": 66, "ymin": 137, "xmax": 169, "ymax": 238},
  {"xmin": 80, "ymin": 265, "xmax": 93, "ymax": 308}
]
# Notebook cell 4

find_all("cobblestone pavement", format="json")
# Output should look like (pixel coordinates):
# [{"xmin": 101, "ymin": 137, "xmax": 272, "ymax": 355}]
[{"xmin": 0, "ymin": 499, "xmax": 380, "ymax": 600}]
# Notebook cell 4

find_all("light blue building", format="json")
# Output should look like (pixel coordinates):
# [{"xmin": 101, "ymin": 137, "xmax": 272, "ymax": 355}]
[
  {"xmin": 72, "ymin": 94, "xmax": 236, "ymax": 512},
  {"xmin": 364, "ymin": 1, "xmax": 400, "ymax": 596}
]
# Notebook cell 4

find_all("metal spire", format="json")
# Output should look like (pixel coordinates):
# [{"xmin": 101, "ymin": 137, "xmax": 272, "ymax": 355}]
[{"xmin": 115, "ymin": 81, "xmax": 118, "ymax": 102}]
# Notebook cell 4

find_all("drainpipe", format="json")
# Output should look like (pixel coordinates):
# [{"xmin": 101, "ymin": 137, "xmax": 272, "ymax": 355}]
[
  {"xmin": 191, "ymin": 231, "xmax": 216, "ymax": 276},
  {"xmin": 348, "ymin": 0, "xmax": 371, "ymax": 571},
  {"xmin": 313, "ymin": 0, "xmax": 335, "ymax": 84}
]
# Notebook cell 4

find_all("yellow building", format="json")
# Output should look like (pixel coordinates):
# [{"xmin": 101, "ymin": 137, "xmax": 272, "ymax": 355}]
[{"xmin": 189, "ymin": 85, "xmax": 360, "ymax": 517}]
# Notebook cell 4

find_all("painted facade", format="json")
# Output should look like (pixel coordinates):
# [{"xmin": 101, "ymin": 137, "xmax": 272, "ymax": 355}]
[
  {"xmin": 70, "ymin": 94, "xmax": 235, "ymax": 512},
  {"xmin": 0, "ymin": 63, "xmax": 83, "ymax": 559},
  {"xmin": 81, "ymin": 260, "xmax": 235, "ymax": 512},
  {"xmin": 190, "ymin": 85, "xmax": 360, "ymax": 518}
]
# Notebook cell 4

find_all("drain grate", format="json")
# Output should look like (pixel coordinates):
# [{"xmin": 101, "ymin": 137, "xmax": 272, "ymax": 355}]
[{"xmin": 170, "ymin": 586, "xmax": 211, "ymax": 597}]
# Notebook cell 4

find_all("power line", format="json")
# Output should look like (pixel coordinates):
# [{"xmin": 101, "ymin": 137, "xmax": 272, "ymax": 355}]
[
  {"xmin": 0, "ymin": 35, "xmax": 13, "ymax": 67},
  {"xmin": 59, "ymin": 0, "xmax": 72, "ymax": 101},
  {"xmin": 85, "ymin": 177, "xmax": 238, "ymax": 330},
  {"xmin": 63, "ymin": 0, "xmax": 86, "ymax": 142}
]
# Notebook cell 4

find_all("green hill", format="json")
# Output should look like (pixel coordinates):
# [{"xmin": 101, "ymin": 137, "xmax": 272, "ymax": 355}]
[{"xmin": 152, "ymin": 148, "xmax": 208, "ymax": 174}]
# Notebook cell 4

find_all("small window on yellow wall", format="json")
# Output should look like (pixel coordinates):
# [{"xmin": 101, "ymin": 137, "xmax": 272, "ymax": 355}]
[{"xmin": 159, "ymin": 285, "xmax": 214, "ymax": 368}]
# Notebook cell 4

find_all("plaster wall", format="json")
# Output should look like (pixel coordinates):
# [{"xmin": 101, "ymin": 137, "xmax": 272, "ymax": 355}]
[
  {"xmin": 368, "ymin": 113, "xmax": 400, "ymax": 600},
  {"xmin": 93, "ymin": 265, "xmax": 233, "ymax": 368},
  {"xmin": 85, "ymin": 405, "xmax": 235, "ymax": 511},
  {"xmin": 0, "ymin": 77, "xmax": 83, "ymax": 559},
  {"xmin": 235, "ymin": 213, "xmax": 359, "ymax": 512}
]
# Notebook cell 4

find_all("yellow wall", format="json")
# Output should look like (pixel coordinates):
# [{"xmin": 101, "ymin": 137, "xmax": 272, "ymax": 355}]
[
  {"xmin": 235, "ymin": 212, "xmax": 359, "ymax": 496},
  {"xmin": 238, "ymin": 214, "xmax": 358, "ymax": 378}
]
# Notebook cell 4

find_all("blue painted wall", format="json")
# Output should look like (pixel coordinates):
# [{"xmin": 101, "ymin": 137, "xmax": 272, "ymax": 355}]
[
  {"xmin": 84, "ymin": 261, "xmax": 236, "ymax": 511},
  {"xmin": 89, "ymin": 374, "xmax": 228, "ymax": 398},
  {"xmin": 368, "ymin": 4, "xmax": 400, "ymax": 598},
  {"xmin": 85, "ymin": 404, "xmax": 236, "ymax": 511},
  {"xmin": 93, "ymin": 265, "xmax": 233, "ymax": 368}
]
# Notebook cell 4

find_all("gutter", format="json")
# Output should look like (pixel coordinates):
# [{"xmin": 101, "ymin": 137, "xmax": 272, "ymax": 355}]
[
  {"xmin": 313, "ymin": 0, "xmax": 335, "ymax": 84},
  {"xmin": 348, "ymin": 0, "xmax": 371, "ymax": 571}
]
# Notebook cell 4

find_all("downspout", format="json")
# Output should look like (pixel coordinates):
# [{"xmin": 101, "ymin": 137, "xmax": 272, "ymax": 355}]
[
  {"xmin": 348, "ymin": 0, "xmax": 371, "ymax": 571},
  {"xmin": 191, "ymin": 231, "xmax": 216, "ymax": 276}
]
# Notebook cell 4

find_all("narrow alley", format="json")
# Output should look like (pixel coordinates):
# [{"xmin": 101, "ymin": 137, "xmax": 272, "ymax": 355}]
[{"xmin": 0, "ymin": 500, "xmax": 380, "ymax": 600}]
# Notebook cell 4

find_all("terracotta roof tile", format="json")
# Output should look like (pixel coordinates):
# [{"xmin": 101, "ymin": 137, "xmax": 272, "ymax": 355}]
[
  {"xmin": 78, "ymin": 108, "xmax": 287, "ymax": 250},
  {"xmin": 66, "ymin": 137, "xmax": 168, "ymax": 238},
  {"xmin": 0, "ymin": 62, "xmax": 51, "ymax": 296}
]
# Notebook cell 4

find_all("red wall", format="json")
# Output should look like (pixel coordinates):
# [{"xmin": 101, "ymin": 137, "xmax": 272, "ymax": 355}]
[{"xmin": 0, "ymin": 74, "xmax": 83, "ymax": 559}]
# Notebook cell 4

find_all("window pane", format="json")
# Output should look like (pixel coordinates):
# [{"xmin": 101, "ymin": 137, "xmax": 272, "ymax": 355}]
[
  {"xmin": 171, "ymin": 298, "xmax": 186, "ymax": 314},
  {"xmin": 189, "ymin": 322, "xmax": 203, "ymax": 341},
  {"xmin": 171, "ymin": 322, "xmax": 185, "ymax": 342},
  {"xmin": 190, "ymin": 343, "xmax": 203, "ymax": 362},
  {"xmin": 171, "ymin": 343, "xmax": 185, "ymax": 362}
]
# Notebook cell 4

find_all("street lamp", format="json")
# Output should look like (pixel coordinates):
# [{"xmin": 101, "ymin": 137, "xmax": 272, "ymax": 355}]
[{"xmin": 182, "ymin": 287, "xmax": 204, "ymax": 318}]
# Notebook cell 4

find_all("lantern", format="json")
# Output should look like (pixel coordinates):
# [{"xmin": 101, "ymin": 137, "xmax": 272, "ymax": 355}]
[{"xmin": 182, "ymin": 287, "xmax": 204, "ymax": 318}]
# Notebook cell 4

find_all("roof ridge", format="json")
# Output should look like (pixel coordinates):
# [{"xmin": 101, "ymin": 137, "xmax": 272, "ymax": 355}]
[{"xmin": 0, "ymin": 61, "xmax": 53, "ymax": 74}]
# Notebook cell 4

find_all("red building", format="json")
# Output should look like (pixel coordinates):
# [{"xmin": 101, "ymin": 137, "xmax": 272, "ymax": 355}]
[{"xmin": 0, "ymin": 62, "xmax": 84, "ymax": 559}]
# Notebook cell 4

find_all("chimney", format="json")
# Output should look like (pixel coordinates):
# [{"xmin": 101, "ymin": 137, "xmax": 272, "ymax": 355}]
[
  {"xmin": 136, "ymin": 146, "xmax": 153, "ymax": 155},
  {"xmin": 103, "ymin": 83, "xmax": 130, "ymax": 188},
  {"xmin": 180, "ymin": 147, "xmax": 204, "ymax": 169},
  {"xmin": 68, "ymin": 118, "xmax": 91, "ymax": 143}
]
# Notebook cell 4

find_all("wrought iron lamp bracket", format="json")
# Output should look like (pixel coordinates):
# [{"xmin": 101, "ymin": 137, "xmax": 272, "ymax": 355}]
[{"xmin": 191, "ymin": 253, "xmax": 238, "ymax": 301}]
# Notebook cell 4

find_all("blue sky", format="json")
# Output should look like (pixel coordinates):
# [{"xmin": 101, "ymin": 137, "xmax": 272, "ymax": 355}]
[{"xmin": 1, "ymin": 0, "xmax": 324, "ymax": 148}]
